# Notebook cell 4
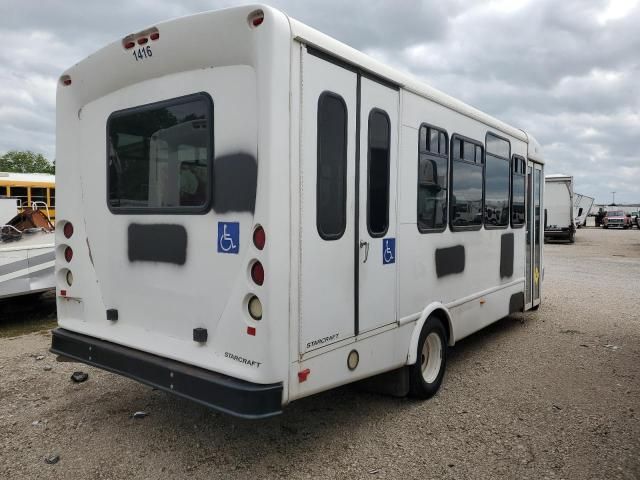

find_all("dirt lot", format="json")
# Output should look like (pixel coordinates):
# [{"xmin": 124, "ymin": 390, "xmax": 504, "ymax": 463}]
[{"xmin": 0, "ymin": 228, "xmax": 638, "ymax": 480}]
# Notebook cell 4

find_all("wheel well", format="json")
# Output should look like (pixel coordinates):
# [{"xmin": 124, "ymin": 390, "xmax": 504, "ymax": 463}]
[{"xmin": 429, "ymin": 309, "xmax": 452, "ymax": 345}]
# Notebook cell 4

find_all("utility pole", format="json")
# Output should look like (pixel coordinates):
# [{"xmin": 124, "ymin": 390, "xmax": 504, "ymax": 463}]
[{"xmin": 611, "ymin": 191, "xmax": 616, "ymax": 205}]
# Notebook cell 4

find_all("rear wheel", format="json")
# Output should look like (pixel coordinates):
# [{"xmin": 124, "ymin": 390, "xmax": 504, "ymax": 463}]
[{"xmin": 409, "ymin": 316, "xmax": 447, "ymax": 399}]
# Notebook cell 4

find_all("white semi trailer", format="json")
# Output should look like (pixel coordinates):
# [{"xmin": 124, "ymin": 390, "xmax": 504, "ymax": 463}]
[{"xmin": 545, "ymin": 174, "xmax": 575, "ymax": 243}]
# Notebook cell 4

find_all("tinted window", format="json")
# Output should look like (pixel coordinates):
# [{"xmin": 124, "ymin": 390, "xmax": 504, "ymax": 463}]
[
  {"xmin": 486, "ymin": 134, "xmax": 510, "ymax": 158},
  {"xmin": 484, "ymin": 133, "xmax": 510, "ymax": 227},
  {"xmin": 450, "ymin": 136, "xmax": 483, "ymax": 229},
  {"xmin": 367, "ymin": 109, "xmax": 390, "ymax": 237},
  {"xmin": 108, "ymin": 93, "xmax": 212, "ymax": 212},
  {"xmin": 511, "ymin": 156, "xmax": 525, "ymax": 227},
  {"xmin": 0, "ymin": 186, "xmax": 6, "ymax": 197},
  {"xmin": 10, "ymin": 186, "xmax": 28, "ymax": 207},
  {"xmin": 317, "ymin": 92, "xmax": 348, "ymax": 240},
  {"xmin": 30, "ymin": 187, "xmax": 47, "ymax": 204},
  {"xmin": 49, "ymin": 188, "xmax": 56, "ymax": 207},
  {"xmin": 418, "ymin": 124, "xmax": 448, "ymax": 232}
]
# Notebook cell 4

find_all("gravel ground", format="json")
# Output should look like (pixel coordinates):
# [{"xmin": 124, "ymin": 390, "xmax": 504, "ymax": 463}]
[{"xmin": 0, "ymin": 228, "xmax": 638, "ymax": 479}]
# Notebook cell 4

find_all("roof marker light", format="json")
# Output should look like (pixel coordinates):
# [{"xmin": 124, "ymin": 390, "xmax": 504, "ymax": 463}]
[
  {"xmin": 60, "ymin": 75, "xmax": 72, "ymax": 86},
  {"xmin": 150, "ymin": 32, "xmax": 160, "ymax": 41},
  {"xmin": 124, "ymin": 41, "xmax": 135, "ymax": 49},
  {"xmin": 248, "ymin": 10, "xmax": 264, "ymax": 28},
  {"xmin": 137, "ymin": 37, "xmax": 148, "ymax": 45}
]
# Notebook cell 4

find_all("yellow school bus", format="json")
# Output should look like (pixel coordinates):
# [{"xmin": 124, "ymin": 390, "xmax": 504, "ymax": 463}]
[{"xmin": 0, "ymin": 172, "xmax": 56, "ymax": 222}]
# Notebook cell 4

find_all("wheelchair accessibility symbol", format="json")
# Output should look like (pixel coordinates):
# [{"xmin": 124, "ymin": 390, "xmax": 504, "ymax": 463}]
[
  {"xmin": 217, "ymin": 222, "xmax": 239, "ymax": 254},
  {"xmin": 382, "ymin": 238, "xmax": 395, "ymax": 265}
]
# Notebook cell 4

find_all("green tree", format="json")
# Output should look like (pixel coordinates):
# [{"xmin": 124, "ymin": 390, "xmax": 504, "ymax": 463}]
[{"xmin": 0, "ymin": 150, "xmax": 55, "ymax": 174}]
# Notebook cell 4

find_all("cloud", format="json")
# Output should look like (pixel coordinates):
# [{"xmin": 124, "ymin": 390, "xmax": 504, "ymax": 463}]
[{"xmin": 0, "ymin": 0, "xmax": 638, "ymax": 203}]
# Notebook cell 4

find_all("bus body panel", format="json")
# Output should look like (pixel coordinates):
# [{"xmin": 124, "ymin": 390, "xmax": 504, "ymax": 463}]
[{"xmin": 55, "ymin": 6, "xmax": 294, "ymax": 392}]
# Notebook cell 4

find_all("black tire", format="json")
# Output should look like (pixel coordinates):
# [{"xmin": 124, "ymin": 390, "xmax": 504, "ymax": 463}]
[
  {"xmin": 531, "ymin": 303, "xmax": 540, "ymax": 311},
  {"xmin": 409, "ymin": 316, "xmax": 447, "ymax": 399},
  {"xmin": 568, "ymin": 232, "xmax": 575, "ymax": 243}
]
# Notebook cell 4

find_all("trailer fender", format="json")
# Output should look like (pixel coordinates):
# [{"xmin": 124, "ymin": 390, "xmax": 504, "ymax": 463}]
[{"xmin": 405, "ymin": 302, "xmax": 454, "ymax": 366}]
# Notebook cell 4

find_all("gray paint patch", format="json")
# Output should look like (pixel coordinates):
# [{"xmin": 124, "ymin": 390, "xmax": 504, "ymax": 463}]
[
  {"xmin": 500, "ymin": 233, "xmax": 514, "ymax": 278},
  {"xmin": 128, "ymin": 224, "xmax": 187, "ymax": 265},
  {"xmin": 213, "ymin": 153, "xmax": 257, "ymax": 214},
  {"xmin": 509, "ymin": 292, "xmax": 524, "ymax": 314},
  {"xmin": 0, "ymin": 265, "xmax": 54, "ymax": 297},
  {"xmin": 435, "ymin": 245, "xmax": 465, "ymax": 277},
  {"xmin": 0, "ymin": 251, "xmax": 54, "ymax": 276}
]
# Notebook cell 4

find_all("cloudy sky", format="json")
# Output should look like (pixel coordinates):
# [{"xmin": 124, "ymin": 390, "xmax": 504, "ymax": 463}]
[{"xmin": 1, "ymin": 0, "xmax": 638, "ymax": 204}]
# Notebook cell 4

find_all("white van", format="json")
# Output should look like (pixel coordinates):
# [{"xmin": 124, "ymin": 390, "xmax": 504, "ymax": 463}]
[{"xmin": 51, "ymin": 5, "xmax": 545, "ymax": 418}]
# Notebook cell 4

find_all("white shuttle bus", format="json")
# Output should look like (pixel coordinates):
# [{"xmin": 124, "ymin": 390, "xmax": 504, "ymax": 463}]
[{"xmin": 52, "ymin": 5, "xmax": 544, "ymax": 418}]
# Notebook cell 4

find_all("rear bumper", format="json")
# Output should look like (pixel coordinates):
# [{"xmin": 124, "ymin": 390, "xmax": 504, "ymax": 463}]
[
  {"xmin": 544, "ymin": 229, "xmax": 572, "ymax": 239},
  {"xmin": 50, "ymin": 328, "xmax": 283, "ymax": 419}
]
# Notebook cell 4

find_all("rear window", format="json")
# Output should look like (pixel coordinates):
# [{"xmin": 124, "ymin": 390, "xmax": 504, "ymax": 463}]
[{"xmin": 107, "ymin": 93, "xmax": 213, "ymax": 213}]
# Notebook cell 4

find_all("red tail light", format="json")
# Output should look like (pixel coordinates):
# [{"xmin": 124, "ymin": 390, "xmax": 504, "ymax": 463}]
[
  {"xmin": 63, "ymin": 222, "xmax": 74, "ymax": 239},
  {"xmin": 253, "ymin": 225, "xmax": 265, "ymax": 250},
  {"xmin": 252, "ymin": 16, "xmax": 264, "ymax": 26},
  {"xmin": 251, "ymin": 261, "xmax": 264, "ymax": 286},
  {"xmin": 64, "ymin": 247, "xmax": 73, "ymax": 263}
]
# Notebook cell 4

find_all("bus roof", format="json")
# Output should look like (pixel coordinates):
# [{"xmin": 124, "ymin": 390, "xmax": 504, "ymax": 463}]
[
  {"xmin": 58, "ymin": 4, "xmax": 544, "ymax": 164},
  {"xmin": 0, "ymin": 172, "xmax": 55, "ymax": 184},
  {"xmin": 289, "ymin": 16, "xmax": 533, "ymax": 144}
]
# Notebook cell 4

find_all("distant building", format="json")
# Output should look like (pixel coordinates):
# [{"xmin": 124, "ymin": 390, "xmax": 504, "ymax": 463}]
[{"xmin": 593, "ymin": 204, "xmax": 640, "ymax": 216}]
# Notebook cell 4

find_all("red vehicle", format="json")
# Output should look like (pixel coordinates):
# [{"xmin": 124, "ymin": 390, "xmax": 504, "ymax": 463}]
[{"xmin": 602, "ymin": 210, "xmax": 631, "ymax": 229}]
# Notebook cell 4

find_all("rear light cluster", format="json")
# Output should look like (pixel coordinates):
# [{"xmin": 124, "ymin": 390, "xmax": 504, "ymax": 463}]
[
  {"xmin": 247, "ymin": 225, "xmax": 266, "ymax": 329},
  {"xmin": 122, "ymin": 27, "xmax": 160, "ymax": 50},
  {"xmin": 59, "ymin": 221, "xmax": 75, "ymax": 292}
]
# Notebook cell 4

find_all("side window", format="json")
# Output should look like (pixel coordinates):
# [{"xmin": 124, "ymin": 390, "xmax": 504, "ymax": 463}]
[
  {"xmin": 10, "ymin": 186, "xmax": 28, "ymax": 207},
  {"xmin": 450, "ymin": 135, "xmax": 483, "ymax": 230},
  {"xmin": 484, "ymin": 133, "xmax": 510, "ymax": 228},
  {"xmin": 30, "ymin": 187, "xmax": 48, "ymax": 205},
  {"xmin": 367, "ymin": 109, "xmax": 390, "ymax": 237},
  {"xmin": 417, "ymin": 123, "xmax": 448, "ymax": 232},
  {"xmin": 49, "ymin": 188, "xmax": 56, "ymax": 207},
  {"xmin": 317, "ymin": 92, "xmax": 348, "ymax": 240},
  {"xmin": 0, "ymin": 186, "xmax": 7, "ymax": 197},
  {"xmin": 511, "ymin": 155, "xmax": 526, "ymax": 227}
]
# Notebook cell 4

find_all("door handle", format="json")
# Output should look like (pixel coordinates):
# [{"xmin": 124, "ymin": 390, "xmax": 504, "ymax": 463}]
[{"xmin": 360, "ymin": 240, "xmax": 369, "ymax": 263}]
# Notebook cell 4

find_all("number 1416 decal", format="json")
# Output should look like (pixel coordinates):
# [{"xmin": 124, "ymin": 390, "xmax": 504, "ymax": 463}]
[{"xmin": 132, "ymin": 46, "xmax": 152, "ymax": 61}]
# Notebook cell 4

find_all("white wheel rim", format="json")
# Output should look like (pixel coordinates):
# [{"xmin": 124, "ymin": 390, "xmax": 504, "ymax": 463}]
[{"xmin": 421, "ymin": 332, "xmax": 443, "ymax": 384}]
